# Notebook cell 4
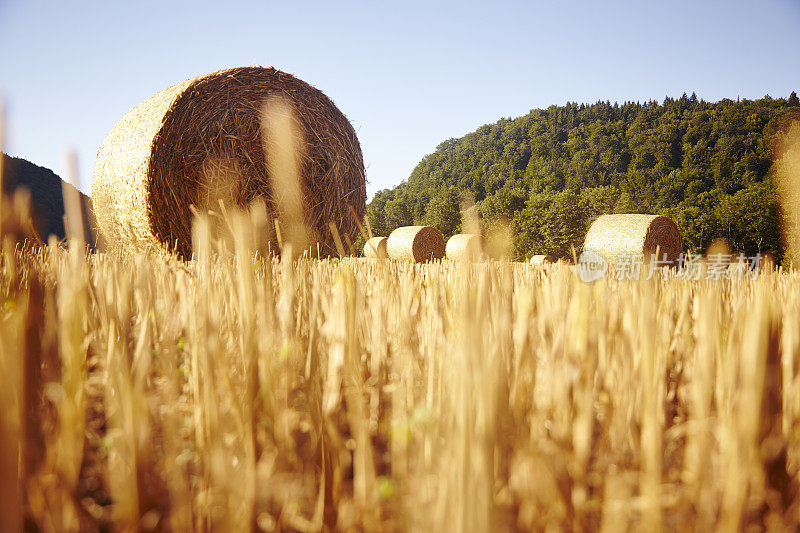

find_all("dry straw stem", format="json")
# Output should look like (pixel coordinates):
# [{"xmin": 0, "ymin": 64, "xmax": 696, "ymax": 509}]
[
  {"xmin": 261, "ymin": 94, "xmax": 309, "ymax": 255},
  {"xmin": 62, "ymin": 150, "xmax": 85, "ymax": 246},
  {"xmin": 445, "ymin": 233, "xmax": 483, "ymax": 261},
  {"xmin": 364, "ymin": 214, "xmax": 374, "ymax": 240},
  {"xmin": 529, "ymin": 254, "xmax": 554, "ymax": 265},
  {"xmin": 328, "ymin": 221, "xmax": 347, "ymax": 257},
  {"xmin": 459, "ymin": 195, "xmax": 482, "ymax": 236},
  {"xmin": 363, "ymin": 236, "xmax": 387, "ymax": 260},
  {"xmin": 0, "ymin": 197, "xmax": 28, "ymax": 533},
  {"xmin": 348, "ymin": 204, "xmax": 369, "ymax": 243},
  {"xmin": 386, "ymin": 225, "xmax": 445, "ymax": 262},
  {"xmin": 484, "ymin": 218, "xmax": 513, "ymax": 260},
  {"xmin": 775, "ymin": 118, "xmax": 800, "ymax": 265},
  {"xmin": 92, "ymin": 66, "xmax": 366, "ymax": 258},
  {"xmin": 583, "ymin": 214, "xmax": 683, "ymax": 264}
]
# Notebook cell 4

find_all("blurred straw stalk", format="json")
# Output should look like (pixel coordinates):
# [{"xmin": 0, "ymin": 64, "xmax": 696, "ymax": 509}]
[
  {"xmin": 261, "ymin": 94, "xmax": 310, "ymax": 257},
  {"xmin": 776, "ymin": 118, "xmax": 800, "ymax": 266}
]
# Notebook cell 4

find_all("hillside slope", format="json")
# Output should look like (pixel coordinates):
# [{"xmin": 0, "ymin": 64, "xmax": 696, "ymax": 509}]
[
  {"xmin": 368, "ymin": 92, "xmax": 800, "ymax": 261},
  {"xmin": 2, "ymin": 154, "xmax": 95, "ymax": 245}
]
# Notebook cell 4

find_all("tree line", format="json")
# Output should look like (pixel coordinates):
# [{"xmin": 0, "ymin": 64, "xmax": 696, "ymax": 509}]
[{"xmin": 366, "ymin": 91, "xmax": 800, "ymax": 262}]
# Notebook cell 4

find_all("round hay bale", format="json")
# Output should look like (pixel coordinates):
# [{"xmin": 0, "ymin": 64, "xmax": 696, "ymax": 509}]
[
  {"xmin": 529, "ymin": 254, "xmax": 554, "ymax": 265},
  {"xmin": 445, "ymin": 233, "xmax": 483, "ymax": 261},
  {"xmin": 364, "ymin": 236, "xmax": 388, "ymax": 260},
  {"xmin": 386, "ymin": 226, "xmax": 445, "ymax": 262},
  {"xmin": 92, "ymin": 66, "xmax": 366, "ymax": 258},
  {"xmin": 583, "ymin": 214, "xmax": 682, "ymax": 264}
]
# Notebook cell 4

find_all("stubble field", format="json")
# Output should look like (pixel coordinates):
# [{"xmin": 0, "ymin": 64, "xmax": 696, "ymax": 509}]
[{"xmin": 1, "ymin": 207, "xmax": 799, "ymax": 532}]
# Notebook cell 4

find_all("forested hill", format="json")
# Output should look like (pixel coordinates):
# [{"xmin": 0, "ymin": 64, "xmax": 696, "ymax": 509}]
[{"xmin": 367, "ymin": 91, "xmax": 800, "ymax": 262}]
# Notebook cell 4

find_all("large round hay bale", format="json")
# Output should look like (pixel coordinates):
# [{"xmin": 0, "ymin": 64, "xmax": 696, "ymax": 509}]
[
  {"xmin": 445, "ymin": 233, "xmax": 483, "ymax": 261},
  {"xmin": 386, "ymin": 226, "xmax": 445, "ymax": 262},
  {"xmin": 364, "ymin": 236, "xmax": 387, "ymax": 260},
  {"xmin": 529, "ymin": 254, "xmax": 553, "ymax": 265},
  {"xmin": 583, "ymin": 214, "xmax": 682, "ymax": 264},
  {"xmin": 92, "ymin": 66, "xmax": 366, "ymax": 257}
]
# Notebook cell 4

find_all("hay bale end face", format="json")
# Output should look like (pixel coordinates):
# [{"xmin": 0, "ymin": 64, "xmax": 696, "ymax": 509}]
[
  {"xmin": 386, "ymin": 226, "xmax": 445, "ymax": 262},
  {"xmin": 529, "ymin": 254, "xmax": 554, "ymax": 265},
  {"xmin": 583, "ymin": 214, "xmax": 683, "ymax": 264},
  {"xmin": 364, "ymin": 236, "xmax": 387, "ymax": 260},
  {"xmin": 445, "ymin": 233, "xmax": 483, "ymax": 261},
  {"xmin": 92, "ymin": 66, "xmax": 366, "ymax": 257}
]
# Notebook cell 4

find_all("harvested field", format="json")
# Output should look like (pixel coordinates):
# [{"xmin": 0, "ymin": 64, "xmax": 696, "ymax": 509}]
[{"xmin": 1, "ymin": 205, "xmax": 798, "ymax": 531}]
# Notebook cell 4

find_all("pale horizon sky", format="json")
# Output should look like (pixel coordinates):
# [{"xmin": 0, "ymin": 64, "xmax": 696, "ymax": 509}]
[{"xmin": 1, "ymin": 0, "xmax": 799, "ymax": 198}]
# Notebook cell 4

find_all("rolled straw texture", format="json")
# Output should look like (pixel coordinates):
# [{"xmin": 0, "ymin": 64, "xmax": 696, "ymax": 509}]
[
  {"xmin": 529, "ymin": 254, "xmax": 554, "ymax": 265},
  {"xmin": 445, "ymin": 233, "xmax": 483, "ymax": 261},
  {"xmin": 583, "ymin": 214, "xmax": 683, "ymax": 264},
  {"xmin": 92, "ymin": 66, "xmax": 366, "ymax": 257},
  {"xmin": 386, "ymin": 226, "xmax": 445, "ymax": 262},
  {"xmin": 364, "ymin": 236, "xmax": 387, "ymax": 260}
]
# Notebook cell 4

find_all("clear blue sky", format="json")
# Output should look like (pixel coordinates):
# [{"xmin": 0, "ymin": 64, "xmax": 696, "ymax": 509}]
[{"xmin": 1, "ymin": 0, "xmax": 798, "ymax": 197}]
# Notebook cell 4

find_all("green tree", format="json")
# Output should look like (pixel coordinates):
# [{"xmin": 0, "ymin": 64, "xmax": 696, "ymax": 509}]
[
  {"xmin": 384, "ymin": 198, "xmax": 413, "ymax": 232},
  {"xmin": 423, "ymin": 187, "xmax": 461, "ymax": 237},
  {"xmin": 368, "ymin": 93, "xmax": 792, "ymax": 261}
]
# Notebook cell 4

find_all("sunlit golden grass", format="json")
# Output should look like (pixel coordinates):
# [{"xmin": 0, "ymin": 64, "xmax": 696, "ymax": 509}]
[{"xmin": 0, "ymin": 203, "xmax": 799, "ymax": 531}]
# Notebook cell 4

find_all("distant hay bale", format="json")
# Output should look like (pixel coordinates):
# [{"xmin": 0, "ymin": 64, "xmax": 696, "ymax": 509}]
[
  {"xmin": 364, "ymin": 236, "xmax": 387, "ymax": 260},
  {"xmin": 445, "ymin": 233, "xmax": 483, "ymax": 261},
  {"xmin": 529, "ymin": 254, "xmax": 554, "ymax": 265},
  {"xmin": 92, "ymin": 66, "xmax": 366, "ymax": 258},
  {"xmin": 583, "ymin": 214, "xmax": 682, "ymax": 264},
  {"xmin": 386, "ymin": 226, "xmax": 445, "ymax": 262}
]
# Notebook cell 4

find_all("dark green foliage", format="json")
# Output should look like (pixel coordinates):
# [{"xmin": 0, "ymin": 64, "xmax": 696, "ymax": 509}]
[
  {"xmin": 1, "ymin": 153, "xmax": 96, "ymax": 246},
  {"xmin": 367, "ymin": 93, "xmax": 799, "ymax": 262}
]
